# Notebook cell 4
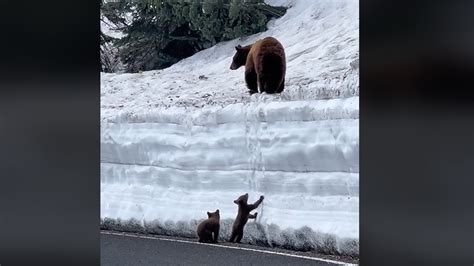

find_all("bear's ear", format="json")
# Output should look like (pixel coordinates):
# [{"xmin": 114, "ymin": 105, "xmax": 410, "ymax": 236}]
[
  {"xmin": 216, "ymin": 209, "xmax": 219, "ymax": 214},
  {"xmin": 207, "ymin": 212, "xmax": 211, "ymax": 217},
  {"xmin": 235, "ymin": 45, "xmax": 242, "ymax": 50}
]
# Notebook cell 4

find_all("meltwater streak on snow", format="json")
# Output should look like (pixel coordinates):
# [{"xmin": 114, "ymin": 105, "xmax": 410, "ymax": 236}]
[
  {"xmin": 101, "ymin": 98, "xmax": 358, "ymax": 172},
  {"xmin": 101, "ymin": 0, "xmax": 359, "ymax": 256}
]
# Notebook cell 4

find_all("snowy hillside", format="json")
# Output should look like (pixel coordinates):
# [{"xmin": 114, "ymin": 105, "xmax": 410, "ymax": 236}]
[
  {"xmin": 101, "ymin": 0, "xmax": 358, "ymax": 118},
  {"xmin": 101, "ymin": 0, "xmax": 359, "ymax": 256}
]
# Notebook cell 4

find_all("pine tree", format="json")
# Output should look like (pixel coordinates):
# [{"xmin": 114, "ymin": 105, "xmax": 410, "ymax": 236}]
[{"xmin": 102, "ymin": 0, "xmax": 287, "ymax": 73}]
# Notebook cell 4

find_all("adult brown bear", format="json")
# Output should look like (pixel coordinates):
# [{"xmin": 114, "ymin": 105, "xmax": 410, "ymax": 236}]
[
  {"xmin": 196, "ymin": 209, "xmax": 220, "ymax": 243},
  {"xmin": 229, "ymin": 193, "xmax": 264, "ymax": 243},
  {"xmin": 230, "ymin": 37, "xmax": 286, "ymax": 94}
]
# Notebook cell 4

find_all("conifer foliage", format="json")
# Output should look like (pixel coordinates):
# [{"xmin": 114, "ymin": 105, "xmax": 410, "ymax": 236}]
[{"xmin": 100, "ymin": 0, "xmax": 286, "ymax": 73}]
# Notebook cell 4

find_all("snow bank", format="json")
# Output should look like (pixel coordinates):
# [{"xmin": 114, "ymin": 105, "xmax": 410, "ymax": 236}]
[
  {"xmin": 101, "ymin": 0, "xmax": 359, "ymax": 256},
  {"xmin": 101, "ymin": 97, "xmax": 359, "ymax": 255}
]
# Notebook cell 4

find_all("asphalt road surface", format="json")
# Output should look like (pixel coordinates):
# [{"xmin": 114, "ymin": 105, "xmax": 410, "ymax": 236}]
[{"xmin": 101, "ymin": 231, "xmax": 355, "ymax": 266}]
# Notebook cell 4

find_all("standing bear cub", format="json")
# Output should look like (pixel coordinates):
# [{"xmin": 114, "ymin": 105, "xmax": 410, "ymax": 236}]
[
  {"xmin": 196, "ymin": 209, "xmax": 220, "ymax": 243},
  {"xmin": 230, "ymin": 37, "xmax": 286, "ymax": 94},
  {"xmin": 229, "ymin": 193, "xmax": 264, "ymax": 243}
]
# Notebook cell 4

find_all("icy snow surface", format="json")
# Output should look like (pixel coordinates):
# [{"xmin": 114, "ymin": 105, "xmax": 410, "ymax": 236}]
[{"xmin": 101, "ymin": 0, "xmax": 359, "ymax": 255}]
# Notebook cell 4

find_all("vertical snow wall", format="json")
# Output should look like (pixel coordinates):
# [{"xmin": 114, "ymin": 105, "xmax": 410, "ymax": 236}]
[{"xmin": 101, "ymin": 96, "xmax": 359, "ymax": 255}]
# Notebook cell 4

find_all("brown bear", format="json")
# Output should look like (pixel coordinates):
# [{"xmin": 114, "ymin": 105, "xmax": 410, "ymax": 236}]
[
  {"xmin": 196, "ymin": 209, "xmax": 220, "ymax": 243},
  {"xmin": 229, "ymin": 193, "xmax": 264, "ymax": 243},
  {"xmin": 230, "ymin": 36, "xmax": 286, "ymax": 94}
]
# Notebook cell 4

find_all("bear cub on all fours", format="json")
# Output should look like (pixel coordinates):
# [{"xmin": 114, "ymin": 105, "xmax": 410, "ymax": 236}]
[
  {"xmin": 196, "ymin": 209, "xmax": 220, "ymax": 243},
  {"xmin": 229, "ymin": 193, "xmax": 264, "ymax": 243},
  {"xmin": 230, "ymin": 36, "xmax": 286, "ymax": 95}
]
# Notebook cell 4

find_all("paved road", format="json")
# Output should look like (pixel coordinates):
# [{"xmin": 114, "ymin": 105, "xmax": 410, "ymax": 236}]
[{"xmin": 101, "ymin": 231, "xmax": 353, "ymax": 266}]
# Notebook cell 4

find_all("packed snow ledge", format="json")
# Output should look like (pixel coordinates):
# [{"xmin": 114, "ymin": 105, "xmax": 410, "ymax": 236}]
[{"xmin": 101, "ymin": 0, "xmax": 359, "ymax": 256}]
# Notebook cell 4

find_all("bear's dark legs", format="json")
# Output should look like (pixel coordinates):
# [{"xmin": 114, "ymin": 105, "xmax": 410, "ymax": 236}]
[
  {"xmin": 277, "ymin": 80, "xmax": 285, "ymax": 93},
  {"xmin": 235, "ymin": 232, "xmax": 243, "ymax": 243},
  {"xmin": 252, "ymin": 72, "xmax": 284, "ymax": 94},
  {"xmin": 248, "ymin": 196, "xmax": 264, "ymax": 211},
  {"xmin": 230, "ymin": 228, "xmax": 244, "ymax": 243},
  {"xmin": 245, "ymin": 69, "xmax": 258, "ymax": 94},
  {"xmin": 260, "ymin": 77, "xmax": 283, "ymax": 94},
  {"xmin": 212, "ymin": 229, "xmax": 219, "ymax": 243},
  {"xmin": 199, "ymin": 230, "xmax": 213, "ymax": 243},
  {"xmin": 229, "ymin": 231, "xmax": 237, "ymax": 242},
  {"xmin": 258, "ymin": 76, "xmax": 266, "ymax": 94}
]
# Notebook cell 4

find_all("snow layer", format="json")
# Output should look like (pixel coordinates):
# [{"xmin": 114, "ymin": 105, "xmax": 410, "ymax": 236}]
[{"xmin": 101, "ymin": 0, "xmax": 359, "ymax": 256}]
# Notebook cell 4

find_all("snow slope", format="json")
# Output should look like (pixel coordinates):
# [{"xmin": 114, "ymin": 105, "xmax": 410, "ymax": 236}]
[
  {"xmin": 101, "ymin": 0, "xmax": 359, "ymax": 119},
  {"xmin": 101, "ymin": 0, "xmax": 359, "ymax": 255}
]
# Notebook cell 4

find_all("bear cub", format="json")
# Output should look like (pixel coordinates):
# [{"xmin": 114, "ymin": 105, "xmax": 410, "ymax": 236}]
[
  {"xmin": 229, "ymin": 193, "xmax": 264, "ymax": 243},
  {"xmin": 230, "ymin": 36, "xmax": 286, "ymax": 94},
  {"xmin": 196, "ymin": 209, "xmax": 220, "ymax": 243}
]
